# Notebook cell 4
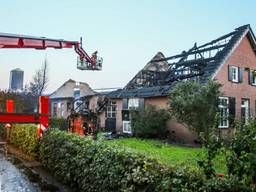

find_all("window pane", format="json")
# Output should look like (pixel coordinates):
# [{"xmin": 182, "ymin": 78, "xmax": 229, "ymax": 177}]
[{"xmin": 218, "ymin": 97, "xmax": 229, "ymax": 128}]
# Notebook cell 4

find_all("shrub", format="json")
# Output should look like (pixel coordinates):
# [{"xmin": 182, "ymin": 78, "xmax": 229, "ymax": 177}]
[
  {"xmin": 131, "ymin": 105, "xmax": 170, "ymax": 138},
  {"xmin": 8, "ymin": 124, "xmax": 39, "ymax": 158},
  {"xmin": 226, "ymin": 122, "xmax": 256, "ymax": 186},
  {"xmin": 0, "ymin": 123, "xmax": 7, "ymax": 138},
  {"xmin": 198, "ymin": 122, "xmax": 256, "ymax": 191},
  {"xmin": 2, "ymin": 124, "xmax": 254, "ymax": 191},
  {"xmin": 169, "ymin": 80, "xmax": 221, "ymax": 143},
  {"xmin": 39, "ymin": 129, "xmax": 207, "ymax": 192},
  {"xmin": 202, "ymin": 176, "xmax": 253, "ymax": 192}
]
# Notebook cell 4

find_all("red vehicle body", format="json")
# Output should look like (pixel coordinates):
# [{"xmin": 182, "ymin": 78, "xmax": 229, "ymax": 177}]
[{"xmin": 0, "ymin": 96, "xmax": 49, "ymax": 137}]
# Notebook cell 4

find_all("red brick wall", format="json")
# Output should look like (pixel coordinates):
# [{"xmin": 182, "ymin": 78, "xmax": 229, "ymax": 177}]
[
  {"xmin": 144, "ymin": 97, "xmax": 169, "ymax": 109},
  {"xmin": 214, "ymin": 35, "xmax": 256, "ymax": 118},
  {"xmin": 145, "ymin": 97, "xmax": 197, "ymax": 144},
  {"xmin": 99, "ymin": 98, "xmax": 123, "ymax": 132}
]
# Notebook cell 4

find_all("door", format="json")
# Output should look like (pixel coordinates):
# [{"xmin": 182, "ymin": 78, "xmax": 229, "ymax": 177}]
[
  {"xmin": 105, "ymin": 118, "xmax": 116, "ymax": 132},
  {"xmin": 105, "ymin": 101, "xmax": 116, "ymax": 132}
]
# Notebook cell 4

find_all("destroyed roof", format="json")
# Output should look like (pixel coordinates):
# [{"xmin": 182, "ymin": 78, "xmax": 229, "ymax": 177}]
[
  {"xmin": 50, "ymin": 79, "xmax": 97, "ymax": 99},
  {"xmin": 108, "ymin": 24, "xmax": 256, "ymax": 98}
]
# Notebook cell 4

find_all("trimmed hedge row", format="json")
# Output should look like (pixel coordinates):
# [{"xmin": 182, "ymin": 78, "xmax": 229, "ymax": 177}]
[
  {"xmin": 9, "ymin": 124, "xmax": 39, "ymax": 158},
  {"xmin": 39, "ymin": 129, "xmax": 204, "ymax": 191},
  {"xmin": 2, "ymin": 125, "xmax": 253, "ymax": 191},
  {"xmin": 0, "ymin": 124, "xmax": 6, "ymax": 138}
]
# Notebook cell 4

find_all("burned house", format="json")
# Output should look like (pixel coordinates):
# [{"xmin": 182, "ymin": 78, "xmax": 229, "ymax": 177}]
[
  {"xmin": 49, "ymin": 79, "xmax": 97, "ymax": 119},
  {"xmin": 107, "ymin": 24, "xmax": 256, "ymax": 142},
  {"xmin": 49, "ymin": 79, "xmax": 110, "ymax": 132}
]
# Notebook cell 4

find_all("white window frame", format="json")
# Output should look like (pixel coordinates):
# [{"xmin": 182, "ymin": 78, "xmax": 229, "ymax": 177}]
[
  {"xmin": 106, "ymin": 101, "xmax": 116, "ymax": 118},
  {"xmin": 231, "ymin": 66, "xmax": 239, "ymax": 82},
  {"xmin": 241, "ymin": 99, "xmax": 250, "ymax": 124},
  {"xmin": 218, "ymin": 97, "xmax": 229, "ymax": 128},
  {"xmin": 60, "ymin": 103, "xmax": 65, "ymax": 117},
  {"xmin": 123, "ymin": 121, "xmax": 132, "ymax": 134},
  {"xmin": 128, "ymin": 98, "xmax": 139, "ymax": 110}
]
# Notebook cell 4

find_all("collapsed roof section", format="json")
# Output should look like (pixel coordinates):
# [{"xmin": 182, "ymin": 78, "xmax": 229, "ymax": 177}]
[
  {"xmin": 125, "ymin": 52, "xmax": 170, "ymax": 89},
  {"xmin": 109, "ymin": 24, "xmax": 256, "ymax": 98}
]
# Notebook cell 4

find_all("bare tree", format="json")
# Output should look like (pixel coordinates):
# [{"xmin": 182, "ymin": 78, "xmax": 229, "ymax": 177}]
[{"xmin": 29, "ymin": 58, "xmax": 49, "ymax": 96}]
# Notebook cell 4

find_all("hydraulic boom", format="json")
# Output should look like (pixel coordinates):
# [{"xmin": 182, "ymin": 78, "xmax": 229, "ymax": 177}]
[{"xmin": 0, "ymin": 33, "xmax": 102, "ymax": 70}]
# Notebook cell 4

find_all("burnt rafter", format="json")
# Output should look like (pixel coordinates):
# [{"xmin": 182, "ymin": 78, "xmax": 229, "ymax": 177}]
[
  {"xmin": 153, "ymin": 44, "xmax": 226, "ymax": 63},
  {"xmin": 169, "ymin": 57, "xmax": 214, "ymax": 69},
  {"xmin": 153, "ymin": 29, "xmax": 237, "ymax": 64},
  {"xmin": 126, "ymin": 28, "xmax": 235, "ymax": 88},
  {"xmin": 122, "ymin": 24, "xmax": 252, "ymax": 92},
  {"xmin": 108, "ymin": 25, "xmax": 254, "ymax": 99}
]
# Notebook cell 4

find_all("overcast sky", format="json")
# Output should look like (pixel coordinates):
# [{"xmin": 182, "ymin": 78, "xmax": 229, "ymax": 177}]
[{"xmin": 0, "ymin": 0, "xmax": 255, "ymax": 93}]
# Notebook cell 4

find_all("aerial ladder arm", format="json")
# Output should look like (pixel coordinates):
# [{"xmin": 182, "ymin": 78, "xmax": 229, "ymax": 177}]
[{"xmin": 0, "ymin": 33, "xmax": 102, "ymax": 70}]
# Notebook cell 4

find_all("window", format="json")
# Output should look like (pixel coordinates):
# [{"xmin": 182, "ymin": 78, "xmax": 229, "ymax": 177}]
[
  {"xmin": 253, "ymin": 76, "xmax": 256, "ymax": 85},
  {"xmin": 123, "ymin": 121, "xmax": 132, "ymax": 133},
  {"xmin": 219, "ymin": 97, "xmax": 229, "ymax": 128},
  {"xmin": 128, "ymin": 98, "xmax": 139, "ymax": 109},
  {"xmin": 241, "ymin": 99, "xmax": 250, "ymax": 124},
  {"xmin": 231, "ymin": 66, "xmax": 238, "ymax": 82},
  {"xmin": 106, "ymin": 101, "xmax": 116, "ymax": 118},
  {"xmin": 53, "ymin": 103, "xmax": 58, "ymax": 117},
  {"xmin": 67, "ymin": 102, "xmax": 71, "ymax": 112},
  {"xmin": 60, "ymin": 103, "xmax": 65, "ymax": 117},
  {"xmin": 251, "ymin": 70, "xmax": 256, "ymax": 85},
  {"xmin": 228, "ymin": 65, "xmax": 243, "ymax": 83}
]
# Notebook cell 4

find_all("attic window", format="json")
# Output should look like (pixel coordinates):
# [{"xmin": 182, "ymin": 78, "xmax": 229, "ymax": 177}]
[
  {"xmin": 228, "ymin": 65, "xmax": 243, "ymax": 83},
  {"xmin": 231, "ymin": 66, "xmax": 238, "ymax": 82}
]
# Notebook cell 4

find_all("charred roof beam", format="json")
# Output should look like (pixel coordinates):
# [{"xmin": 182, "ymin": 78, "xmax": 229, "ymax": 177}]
[
  {"xmin": 153, "ymin": 44, "xmax": 226, "ymax": 62},
  {"xmin": 197, "ymin": 31, "xmax": 236, "ymax": 49},
  {"xmin": 170, "ymin": 57, "xmax": 215, "ymax": 69}
]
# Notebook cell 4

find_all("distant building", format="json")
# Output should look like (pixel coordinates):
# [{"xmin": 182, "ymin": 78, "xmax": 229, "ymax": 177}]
[
  {"xmin": 9, "ymin": 68, "xmax": 24, "ymax": 91},
  {"xmin": 49, "ymin": 79, "xmax": 97, "ymax": 118}
]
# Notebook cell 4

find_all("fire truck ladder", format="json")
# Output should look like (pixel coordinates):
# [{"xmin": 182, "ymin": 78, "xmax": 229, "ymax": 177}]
[{"xmin": 0, "ymin": 33, "xmax": 102, "ymax": 70}]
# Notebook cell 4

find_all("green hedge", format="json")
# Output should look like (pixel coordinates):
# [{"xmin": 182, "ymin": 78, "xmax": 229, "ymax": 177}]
[
  {"xmin": 131, "ymin": 105, "xmax": 170, "ymax": 138},
  {"xmin": 0, "ymin": 124, "xmax": 6, "ymax": 138},
  {"xmin": 39, "ymin": 129, "xmax": 205, "ymax": 191},
  {"xmin": 9, "ymin": 124, "xmax": 39, "ymax": 158},
  {"xmin": 2, "ymin": 125, "xmax": 253, "ymax": 191}
]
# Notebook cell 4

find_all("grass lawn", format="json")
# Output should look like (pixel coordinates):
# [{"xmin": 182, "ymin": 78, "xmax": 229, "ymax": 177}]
[{"xmin": 105, "ymin": 137, "xmax": 226, "ymax": 173}]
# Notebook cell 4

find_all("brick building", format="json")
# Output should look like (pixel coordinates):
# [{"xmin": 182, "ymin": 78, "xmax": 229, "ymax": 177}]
[
  {"xmin": 106, "ymin": 24, "xmax": 256, "ymax": 143},
  {"xmin": 49, "ymin": 79, "xmax": 97, "ymax": 119}
]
